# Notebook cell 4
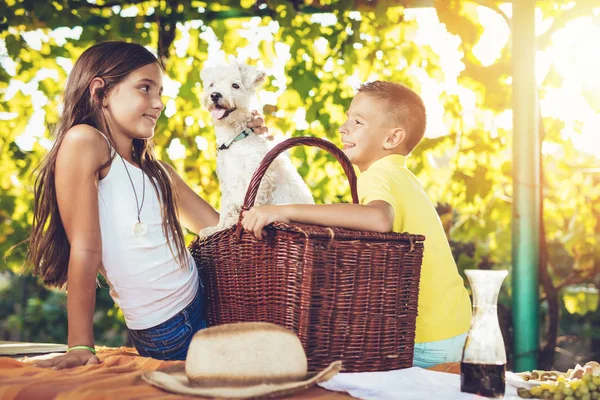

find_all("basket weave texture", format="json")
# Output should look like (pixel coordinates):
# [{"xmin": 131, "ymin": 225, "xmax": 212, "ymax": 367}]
[{"xmin": 189, "ymin": 137, "xmax": 425, "ymax": 372}]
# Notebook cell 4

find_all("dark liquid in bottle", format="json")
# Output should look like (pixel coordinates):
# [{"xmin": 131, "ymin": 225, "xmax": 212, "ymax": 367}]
[{"xmin": 460, "ymin": 362, "xmax": 506, "ymax": 398}]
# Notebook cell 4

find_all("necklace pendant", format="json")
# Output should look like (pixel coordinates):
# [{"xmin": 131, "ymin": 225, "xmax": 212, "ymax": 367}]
[{"xmin": 133, "ymin": 221, "xmax": 148, "ymax": 236}]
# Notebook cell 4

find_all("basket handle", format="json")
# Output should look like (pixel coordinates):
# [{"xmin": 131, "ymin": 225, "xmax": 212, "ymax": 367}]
[{"xmin": 241, "ymin": 137, "xmax": 359, "ymax": 212}]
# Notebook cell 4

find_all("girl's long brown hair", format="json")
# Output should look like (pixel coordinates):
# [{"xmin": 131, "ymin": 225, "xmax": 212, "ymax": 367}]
[{"xmin": 27, "ymin": 41, "xmax": 188, "ymax": 288}]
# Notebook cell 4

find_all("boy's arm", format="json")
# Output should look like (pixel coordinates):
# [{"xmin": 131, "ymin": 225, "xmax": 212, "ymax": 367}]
[{"xmin": 241, "ymin": 201, "xmax": 394, "ymax": 240}]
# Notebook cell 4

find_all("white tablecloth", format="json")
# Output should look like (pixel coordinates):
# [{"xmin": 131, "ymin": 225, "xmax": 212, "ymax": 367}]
[{"xmin": 319, "ymin": 367, "xmax": 520, "ymax": 400}]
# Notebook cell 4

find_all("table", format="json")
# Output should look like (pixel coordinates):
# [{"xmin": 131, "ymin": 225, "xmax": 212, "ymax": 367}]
[{"xmin": 0, "ymin": 342, "xmax": 460, "ymax": 400}]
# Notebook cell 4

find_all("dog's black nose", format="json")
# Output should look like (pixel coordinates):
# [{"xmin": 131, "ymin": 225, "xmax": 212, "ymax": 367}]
[{"xmin": 211, "ymin": 92, "xmax": 222, "ymax": 102}]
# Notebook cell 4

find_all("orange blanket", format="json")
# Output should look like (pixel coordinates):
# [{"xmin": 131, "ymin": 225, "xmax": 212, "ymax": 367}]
[
  {"xmin": 0, "ymin": 347, "xmax": 459, "ymax": 400},
  {"xmin": 0, "ymin": 347, "xmax": 188, "ymax": 400}
]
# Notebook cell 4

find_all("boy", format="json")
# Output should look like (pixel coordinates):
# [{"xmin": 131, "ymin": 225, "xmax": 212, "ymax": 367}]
[{"xmin": 241, "ymin": 80, "xmax": 472, "ymax": 368}]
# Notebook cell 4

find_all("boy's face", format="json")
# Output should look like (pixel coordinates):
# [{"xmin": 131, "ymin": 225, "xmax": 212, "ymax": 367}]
[{"xmin": 339, "ymin": 92, "xmax": 395, "ymax": 172}]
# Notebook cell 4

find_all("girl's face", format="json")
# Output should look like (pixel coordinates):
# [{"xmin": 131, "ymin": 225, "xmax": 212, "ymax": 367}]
[{"xmin": 104, "ymin": 63, "xmax": 164, "ymax": 141}]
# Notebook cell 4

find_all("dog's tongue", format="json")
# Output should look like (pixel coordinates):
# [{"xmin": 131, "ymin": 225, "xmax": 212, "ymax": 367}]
[{"xmin": 211, "ymin": 108, "xmax": 227, "ymax": 120}]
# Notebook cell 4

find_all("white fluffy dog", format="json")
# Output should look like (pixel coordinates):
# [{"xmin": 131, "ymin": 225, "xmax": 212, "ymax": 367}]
[{"xmin": 199, "ymin": 61, "xmax": 314, "ymax": 237}]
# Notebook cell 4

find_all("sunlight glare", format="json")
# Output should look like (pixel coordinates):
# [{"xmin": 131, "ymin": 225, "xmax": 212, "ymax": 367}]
[
  {"xmin": 550, "ymin": 17, "xmax": 600, "ymax": 87},
  {"xmin": 544, "ymin": 16, "xmax": 600, "ymax": 155},
  {"xmin": 471, "ymin": 6, "xmax": 509, "ymax": 67}
]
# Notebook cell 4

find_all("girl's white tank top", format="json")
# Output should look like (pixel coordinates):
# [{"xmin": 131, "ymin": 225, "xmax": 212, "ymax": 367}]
[{"xmin": 96, "ymin": 132, "xmax": 199, "ymax": 330}]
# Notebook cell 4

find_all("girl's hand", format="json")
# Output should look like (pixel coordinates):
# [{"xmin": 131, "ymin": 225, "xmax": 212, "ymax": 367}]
[
  {"xmin": 247, "ymin": 110, "xmax": 272, "ymax": 139},
  {"xmin": 241, "ymin": 206, "xmax": 290, "ymax": 240},
  {"xmin": 32, "ymin": 349, "xmax": 101, "ymax": 370}
]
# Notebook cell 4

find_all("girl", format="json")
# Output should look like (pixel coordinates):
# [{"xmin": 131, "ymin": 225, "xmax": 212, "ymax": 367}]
[{"xmin": 28, "ymin": 41, "xmax": 267, "ymax": 368}]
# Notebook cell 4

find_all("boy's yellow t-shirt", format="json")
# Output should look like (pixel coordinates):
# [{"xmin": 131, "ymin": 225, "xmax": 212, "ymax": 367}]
[{"xmin": 357, "ymin": 154, "xmax": 472, "ymax": 343}]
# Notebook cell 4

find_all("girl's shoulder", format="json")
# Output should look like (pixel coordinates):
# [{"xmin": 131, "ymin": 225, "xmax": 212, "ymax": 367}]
[
  {"xmin": 58, "ymin": 124, "xmax": 110, "ymax": 169},
  {"xmin": 63, "ymin": 124, "xmax": 108, "ymax": 146}
]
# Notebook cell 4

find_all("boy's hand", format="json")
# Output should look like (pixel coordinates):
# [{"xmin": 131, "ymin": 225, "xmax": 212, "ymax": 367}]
[
  {"xmin": 247, "ymin": 110, "xmax": 272, "ymax": 140},
  {"xmin": 31, "ymin": 349, "xmax": 101, "ymax": 370},
  {"xmin": 242, "ymin": 205, "xmax": 290, "ymax": 240}
]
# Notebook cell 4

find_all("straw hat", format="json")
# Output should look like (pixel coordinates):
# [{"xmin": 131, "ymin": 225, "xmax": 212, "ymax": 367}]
[{"xmin": 142, "ymin": 322, "xmax": 342, "ymax": 399}]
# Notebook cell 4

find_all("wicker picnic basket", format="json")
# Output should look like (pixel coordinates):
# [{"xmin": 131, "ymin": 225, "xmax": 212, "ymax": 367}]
[{"xmin": 189, "ymin": 137, "xmax": 425, "ymax": 372}]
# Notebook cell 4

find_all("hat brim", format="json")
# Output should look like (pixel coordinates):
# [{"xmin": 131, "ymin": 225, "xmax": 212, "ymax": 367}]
[{"xmin": 142, "ymin": 361, "xmax": 342, "ymax": 399}]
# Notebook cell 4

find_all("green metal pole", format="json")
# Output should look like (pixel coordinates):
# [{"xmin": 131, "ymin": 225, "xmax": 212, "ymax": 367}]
[{"xmin": 512, "ymin": 0, "xmax": 540, "ymax": 372}]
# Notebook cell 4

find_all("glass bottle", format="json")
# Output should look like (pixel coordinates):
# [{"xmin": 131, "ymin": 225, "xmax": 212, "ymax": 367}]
[{"xmin": 460, "ymin": 269, "xmax": 508, "ymax": 398}]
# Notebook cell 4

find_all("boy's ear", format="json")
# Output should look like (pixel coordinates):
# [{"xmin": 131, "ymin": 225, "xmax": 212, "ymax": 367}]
[
  {"xmin": 89, "ymin": 77, "xmax": 106, "ymax": 106},
  {"xmin": 236, "ymin": 61, "xmax": 266, "ymax": 89},
  {"xmin": 383, "ymin": 128, "xmax": 406, "ymax": 150}
]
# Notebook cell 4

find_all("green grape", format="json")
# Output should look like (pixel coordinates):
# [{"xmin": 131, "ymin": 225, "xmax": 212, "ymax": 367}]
[
  {"xmin": 588, "ymin": 382, "xmax": 598, "ymax": 392},
  {"xmin": 582, "ymin": 394, "xmax": 592, "ymax": 400},
  {"xmin": 541, "ymin": 391, "xmax": 554, "ymax": 399},
  {"xmin": 583, "ymin": 374, "xmax": 593, "ymax": 384},
  {"xmin": 538, "ymin": 390, "xmax": 552, "ymax": 399},
  {"xmin": 591, "ymin": 392, "xmax": 600, "ymax": 400},
  {"xmin": 554, "ymin": 393, "xmax": 565, "ymax": 400},
  {"xmin": 592, "ymin": 377, "xmax": 600, "ymax": 386},
  {"xmin": 564, "ymin": 396, "xmax": 575, "ymax": 400},
  {"xmin": 576, "ymin": 388, "xmax": 584, "ymax": 397},
  {"xmin": 531, "ymin": 387, "xmax": 543, "ymax": 397},
  {"xmin": 518, "ymin": 387, "xmax": 533, "ymax": 399},
  {"xmin": 581, "ymin": 385, "xmax": 591, "ymax": 395},
  {"xmin": 563, "ymin": 386, "xmax": 575, "ymax": 396},
  {"xmin": 558, "ymin": 383, "xmax": 568, "ymax": 393}
]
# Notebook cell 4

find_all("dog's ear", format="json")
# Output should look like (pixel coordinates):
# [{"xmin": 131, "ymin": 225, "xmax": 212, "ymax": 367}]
[
  {"xmin": 200, "ymin": 67, "xmax": 217, "ymax": 86},
  {"xmin": 236, "ymin": 62, "xmax": 266, "ymax": 89}
]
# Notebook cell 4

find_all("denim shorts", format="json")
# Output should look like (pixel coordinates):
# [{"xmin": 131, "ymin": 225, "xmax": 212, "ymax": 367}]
[
  {"xmin": 413, "ymin": 332, "xmax": 467, "ymax": 368},
  {"xmin": 128, "ymin": 286, "xmax": 207, "ymax": 361}
]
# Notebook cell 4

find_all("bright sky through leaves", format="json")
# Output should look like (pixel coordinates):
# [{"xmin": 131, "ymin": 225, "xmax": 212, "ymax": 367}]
[{"xmin": 4, "ymin": 4, "xmax": 599, "ymax": 158}]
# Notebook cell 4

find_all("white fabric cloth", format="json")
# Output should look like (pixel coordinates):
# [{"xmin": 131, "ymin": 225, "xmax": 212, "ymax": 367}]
[
  {"xmin": 319, "ymin": 367, "xmax": 520, "ymax": 400},
  {"xmin": 96, "ymin": 133, "xmax": 198, "ymax": 330}
]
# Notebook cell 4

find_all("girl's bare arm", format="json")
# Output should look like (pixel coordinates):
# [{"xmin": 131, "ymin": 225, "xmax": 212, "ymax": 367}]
[
  {"xmin": 34, "ymin": 125, "xmax": 106, "ymax": 369},
  {"xmin": 161, "ymin": 162, "xmax": 219, "ymax": 234}
]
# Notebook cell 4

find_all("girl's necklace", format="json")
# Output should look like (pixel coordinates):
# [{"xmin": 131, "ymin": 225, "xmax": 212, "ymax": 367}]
[{"xmin": 119, "ymin": 154, "xmax": 147, "ymax": 236}]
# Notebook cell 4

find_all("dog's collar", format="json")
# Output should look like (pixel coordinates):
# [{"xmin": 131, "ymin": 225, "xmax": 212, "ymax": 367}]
[{"xmin": 218, "ymin": 128, "xmax": 253, "ymax": 151}]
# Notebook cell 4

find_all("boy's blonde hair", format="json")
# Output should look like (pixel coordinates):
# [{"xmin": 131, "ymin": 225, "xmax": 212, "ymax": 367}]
[{"xmin": 357, "ymin": 80, "xmax": 426, "ymax": 154}]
